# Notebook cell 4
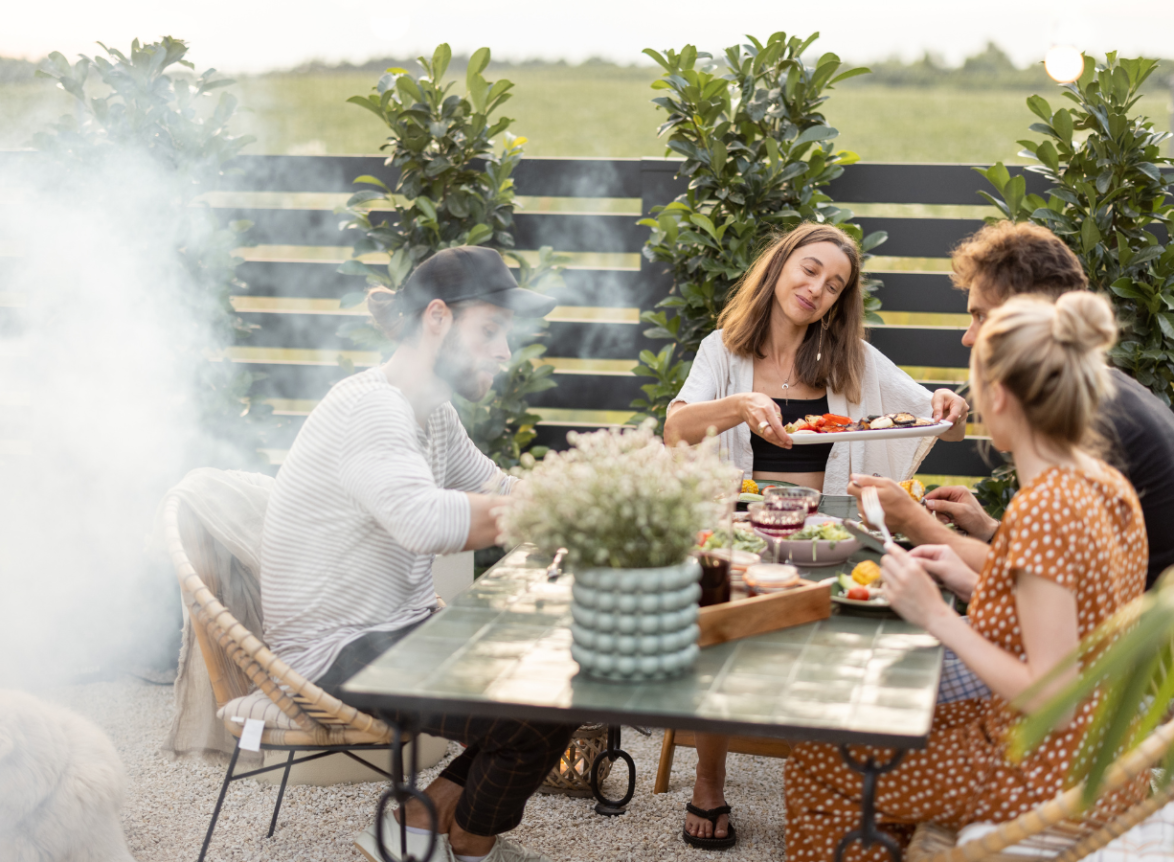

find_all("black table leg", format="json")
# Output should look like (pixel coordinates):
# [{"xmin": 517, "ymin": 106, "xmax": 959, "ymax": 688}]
[
  {"xmin": 590, "ymin": 725, "xmax": 636, "ymax": 816},
  {"xmin": 375, "ymin": 721, "xmax": 438, "ymax": 862},
  {"xmin": 833, "ymin": 746, "xmax": 905, "ymax": 862}
]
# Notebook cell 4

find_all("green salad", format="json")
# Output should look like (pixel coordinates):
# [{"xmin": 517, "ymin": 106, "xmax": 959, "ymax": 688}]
[
  {"xmin": 791, "ymin": 522, "xmax": 851, "ymax": 543},
  {"xmin": 700, "ymin": 525, "xmax": 767, "ymax": 555}
]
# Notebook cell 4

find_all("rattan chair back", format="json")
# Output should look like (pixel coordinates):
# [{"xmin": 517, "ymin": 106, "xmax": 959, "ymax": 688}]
[
  {"xmin": 907, "ymin": 713, "xmax": 1174, "ymax": 861},
  {"xmin": 163, "ymin": 494, "xmax": 391, "ymax": 746}
]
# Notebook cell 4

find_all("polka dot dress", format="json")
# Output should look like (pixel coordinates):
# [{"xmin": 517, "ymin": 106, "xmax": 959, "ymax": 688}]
[{"xmin": 784, "ymin": 463, "xmax": 1149, "ymax": 860}]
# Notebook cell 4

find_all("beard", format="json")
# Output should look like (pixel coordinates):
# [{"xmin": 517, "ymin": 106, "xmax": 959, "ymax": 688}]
[{"xmin": 434, "ymin": 325, "xmax": 498, "ymax": 401}]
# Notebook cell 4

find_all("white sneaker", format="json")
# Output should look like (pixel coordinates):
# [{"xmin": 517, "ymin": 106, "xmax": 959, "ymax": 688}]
[
  {"xmin": 354, "ymin": 821, "xmax": 455, "ymax": 862},
  {"xmin": 482, "ymin": 836, "xmax": 556, "ymax": 862}
]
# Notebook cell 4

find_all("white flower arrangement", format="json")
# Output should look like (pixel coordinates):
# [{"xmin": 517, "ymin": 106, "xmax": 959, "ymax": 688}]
[{"xmin": 498, "ymin": 421, "xmax": 739, "ymax": 569}]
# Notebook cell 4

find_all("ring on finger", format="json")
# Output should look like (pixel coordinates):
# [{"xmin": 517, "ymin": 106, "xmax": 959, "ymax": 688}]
[{"xmin": 757, "ymin": 420, "xmax": 769, "ymax": 432}]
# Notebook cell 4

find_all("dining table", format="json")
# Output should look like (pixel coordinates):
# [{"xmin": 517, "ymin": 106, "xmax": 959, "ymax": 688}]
[{"xmin": 342, "ymin": 495, "xmax": 944, "ymax": 862}]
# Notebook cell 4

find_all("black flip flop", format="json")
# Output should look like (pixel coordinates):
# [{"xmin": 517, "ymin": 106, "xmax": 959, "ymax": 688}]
[{"xmin": 682, "ymin": 802, "xmax": 737, "ymax": 850}]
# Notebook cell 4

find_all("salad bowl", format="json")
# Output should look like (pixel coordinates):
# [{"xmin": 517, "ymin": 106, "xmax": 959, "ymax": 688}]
[{"xmin": 773, "ymin": 519, "xmax": 860, "ymax": 566}]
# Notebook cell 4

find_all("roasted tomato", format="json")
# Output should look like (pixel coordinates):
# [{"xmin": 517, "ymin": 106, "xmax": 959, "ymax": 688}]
[
  {"xmin": 823, "ymin": 413, "xmax": 852, "ymax": 425},
  {"xmin": 846, "ymin": 586, "xmax": 871, "ymax": 601}
]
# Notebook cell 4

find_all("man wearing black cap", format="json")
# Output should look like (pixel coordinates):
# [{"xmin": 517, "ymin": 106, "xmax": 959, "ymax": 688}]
[{"xmin": 261, "ymin": 247, "xmax": 571, "ymax": 862}]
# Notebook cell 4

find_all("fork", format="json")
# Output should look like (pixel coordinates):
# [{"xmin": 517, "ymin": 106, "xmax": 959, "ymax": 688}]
[{"xmin": 861, "ymin": 486, "xmax": 894, "ymax": 547}]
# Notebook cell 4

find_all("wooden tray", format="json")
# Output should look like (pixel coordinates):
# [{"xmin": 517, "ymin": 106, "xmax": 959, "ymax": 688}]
[{"xmin": 697, "ymin": 578, "xmax": 831, "ymax": 648}]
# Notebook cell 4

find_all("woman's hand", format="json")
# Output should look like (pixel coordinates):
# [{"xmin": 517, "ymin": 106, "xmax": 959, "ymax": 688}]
[
  {"xmin": 907, "ymin": 544, "xmax": 979, "ymax": 601},
  {"xmin": 740, "ymin": 392, "xmax": 792, "ymax": 448},
  {"xmin": 924, "ymin": 486, "xmax": 1000, "ymax": 542},
  {"xmin": 931, "ymin": 388, "xmax": 969, "ymax": 442},
  {"xmin": 880, "ymin": 543, "xmax": 953, "ymax": 629},
  {"xmin": 847, "ymin": 473, "xmax": 926, "ymax": 535}
]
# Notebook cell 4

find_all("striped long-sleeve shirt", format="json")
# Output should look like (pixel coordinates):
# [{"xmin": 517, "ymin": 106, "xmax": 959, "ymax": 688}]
[{"xmin": 260, "ymin": 367, "xmax": 512, "ymax": 681}]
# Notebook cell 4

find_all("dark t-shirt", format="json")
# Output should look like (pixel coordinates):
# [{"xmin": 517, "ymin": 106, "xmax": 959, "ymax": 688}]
[{"xmin": 1099, "ymin": 369, "xmax": 1174, "ymax": 589}]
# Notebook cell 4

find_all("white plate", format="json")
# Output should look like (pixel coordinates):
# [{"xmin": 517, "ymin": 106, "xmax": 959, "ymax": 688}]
[
  {"xmin": 832, "ymin": 593, "xmax": 891, "ymax": 608},
  {"xmin": 789, "ymin": 420, "xmax": 953, "ymax": 445}
]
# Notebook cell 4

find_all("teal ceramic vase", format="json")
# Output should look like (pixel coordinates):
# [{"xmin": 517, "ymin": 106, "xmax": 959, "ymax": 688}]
[{"xmin": 569, "ymin": 559, "xmax": 701, "ymax": 681}]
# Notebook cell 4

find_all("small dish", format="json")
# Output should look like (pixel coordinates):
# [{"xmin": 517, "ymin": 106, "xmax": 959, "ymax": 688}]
[
  {"xmin": 744, "ymin": 563, "xmax": 801, "ymax": 595},
  {"xmin": 829, "ymin": 579, "xmax": 894, "ymax": 615}
]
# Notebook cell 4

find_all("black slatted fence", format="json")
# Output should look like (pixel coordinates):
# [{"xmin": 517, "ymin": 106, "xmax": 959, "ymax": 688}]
[{"xmin": 3, "ymin": 153, "xmax": 1059, "ymax": 477}]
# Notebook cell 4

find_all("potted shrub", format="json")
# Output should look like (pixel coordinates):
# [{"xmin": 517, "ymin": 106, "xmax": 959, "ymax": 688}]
[{"xmin": 498, "ymin": 423, "xmax": 738, "ymax": 681}]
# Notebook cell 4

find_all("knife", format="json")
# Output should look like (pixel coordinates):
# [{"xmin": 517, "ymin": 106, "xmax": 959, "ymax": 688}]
[
  {"xmin": 546, "ymin": 547, "xmax": 569, "ymax": 582},
  {"xmin": 842, "ymin": 519, "xmax": 889, "ymax": 555}
]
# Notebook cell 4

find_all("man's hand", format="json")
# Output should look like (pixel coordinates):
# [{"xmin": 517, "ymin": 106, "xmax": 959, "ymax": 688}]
[
  {"xmin": 847, "ymin": 473, "xmax": 928, "ymax": 535},
  {"xmin": 881, "ymin": 543, "xmax": 954, "ymax": 630},
  {"xmin": 907, "ymin": 544, "xmax": 980, "ymax": 601},
  {"xmin": 924, "ymin": 485, "xmax": 1000, "ymax": 542},
  {"xmin": 931, "ymin": 388, "xmax": 969, "ymax": 442}
]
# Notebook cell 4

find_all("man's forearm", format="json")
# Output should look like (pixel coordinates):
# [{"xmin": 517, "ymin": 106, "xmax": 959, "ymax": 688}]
[{"xmin": 463, "ymin": 492, "xmax": 503, "ymax": 551}]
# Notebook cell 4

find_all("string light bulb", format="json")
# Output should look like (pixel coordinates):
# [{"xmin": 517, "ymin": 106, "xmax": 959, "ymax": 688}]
[{"xmin": 1045, "ymin": 45, "xmax": 1085, "ymax": 83}]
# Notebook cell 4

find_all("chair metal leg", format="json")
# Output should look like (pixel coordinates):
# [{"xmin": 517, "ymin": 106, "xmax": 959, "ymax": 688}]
[
  {"xmin": 198, "ymin": 742, "xmax": 241, "ymax": 862},
  {"xmin": 268, "ymin": 750, "xmax": 296, "ymax": 838}
]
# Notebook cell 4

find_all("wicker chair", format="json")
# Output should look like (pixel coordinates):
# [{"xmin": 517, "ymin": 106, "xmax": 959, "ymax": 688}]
[
  {"xmin": 163, "ymin": 495, "xmax": 401, "ymax": 862},
  {"xmin": 906, "ymin": 713, "xmax": 1174, "ymax": 861}
]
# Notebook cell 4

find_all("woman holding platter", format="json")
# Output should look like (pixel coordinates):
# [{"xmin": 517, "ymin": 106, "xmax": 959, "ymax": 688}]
[
  {"xmin": 664, "ymin": 222, "xmax": 969, "ymax": 849},
  {"xmin": 665, "ymin": 223, "xmax": 967, "ymax": 498}
]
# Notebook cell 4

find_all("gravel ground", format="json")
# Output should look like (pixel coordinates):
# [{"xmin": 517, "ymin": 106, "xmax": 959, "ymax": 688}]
[{"xmin": 44, "ymin": 676, "xmax": 792, "ymax": 862}]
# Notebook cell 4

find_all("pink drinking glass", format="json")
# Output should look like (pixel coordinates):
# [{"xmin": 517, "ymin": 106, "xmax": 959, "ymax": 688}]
[
  {"xmin": 764, "ymin": 485, "xmax": 821, "ymax": 516},
  {"xmin": 747, "ymin": 502, "xmax": 807, "ymax": 563}
]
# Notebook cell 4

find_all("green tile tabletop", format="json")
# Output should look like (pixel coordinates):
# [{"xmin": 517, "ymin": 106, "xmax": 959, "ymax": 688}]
[{"xmin": 342, "ymin": 497, "xmax": 944, "ymax": 749}]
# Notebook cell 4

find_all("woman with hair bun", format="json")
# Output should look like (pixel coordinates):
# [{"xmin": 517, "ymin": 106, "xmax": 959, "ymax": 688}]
[{"xmin": 783, "ymin": 292, "xmax": 1149, "ymax": 860}]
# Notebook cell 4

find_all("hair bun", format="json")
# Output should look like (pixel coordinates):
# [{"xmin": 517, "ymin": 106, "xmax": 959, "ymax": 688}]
[
  {"xmin": 1051, "ymin": 291, "xmax": 1117, "ymax": 353},
  {"xmin": 366, "ymin": 287, "xmax": 403, "ymax": 338}
]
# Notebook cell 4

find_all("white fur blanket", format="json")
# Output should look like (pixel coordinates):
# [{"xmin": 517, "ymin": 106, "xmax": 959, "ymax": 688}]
[{"xmin": 0, "ymin": 689, "xmax": 136, "ymax": 862}]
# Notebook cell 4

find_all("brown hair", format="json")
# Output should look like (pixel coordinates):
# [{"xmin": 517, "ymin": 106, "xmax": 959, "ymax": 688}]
[
  {"xmin": 951, "ymin": 221, "xmax": 1087, "ymax": 301},
  {"xmin": 971, "ymin": 292, "xmax": 1117, "ymax": 452},
  {"xmin": 717, "ymin": 223, "xmax": 865, "ymax": 403}
]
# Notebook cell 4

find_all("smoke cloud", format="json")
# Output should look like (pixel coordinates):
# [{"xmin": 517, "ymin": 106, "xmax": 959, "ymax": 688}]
[{"xmin": 0, "ymin": 148, "xmax": 249, "ymax": 688}]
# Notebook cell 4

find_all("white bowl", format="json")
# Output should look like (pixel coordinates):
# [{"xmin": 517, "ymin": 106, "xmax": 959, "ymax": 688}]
[{"xmin": 776, "ymin": 536, "xmax": 860, "ymax": 567}]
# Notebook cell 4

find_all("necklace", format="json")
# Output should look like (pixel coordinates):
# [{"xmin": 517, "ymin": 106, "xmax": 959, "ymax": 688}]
[{"xmin": 771, "ymin": 350, "xmax": 795, "ymax": 403}]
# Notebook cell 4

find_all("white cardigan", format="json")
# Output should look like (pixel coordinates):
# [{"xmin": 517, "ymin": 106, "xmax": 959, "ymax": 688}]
[{"xmin": 672, "ymin": 330, "xmax": 937, "ymax": 495}]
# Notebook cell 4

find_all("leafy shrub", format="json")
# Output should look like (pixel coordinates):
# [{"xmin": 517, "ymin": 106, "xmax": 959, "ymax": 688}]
[
  {"xmin": 338, "ymin": 44, "xmax": 565, "ymax": 468},
  {"xmin": 631, "ymin": 32, "xmax": 885, "ymax": 428},
  {"xmin": 32, "ymin": 37, "xmax": 278, "ymax": 463},
  {"xmin": 975, "ymin": 53, "xmax": 1174, "ymax": 405},
  {"xmin": 498, "ymin": 421, "xmax": 738, "ymax": 569}
]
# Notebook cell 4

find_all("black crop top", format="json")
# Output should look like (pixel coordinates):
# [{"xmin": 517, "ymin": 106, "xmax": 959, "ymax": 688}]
[{"xmin": 750, "ymin": 395, "xmax": 834, "ymax": 473}]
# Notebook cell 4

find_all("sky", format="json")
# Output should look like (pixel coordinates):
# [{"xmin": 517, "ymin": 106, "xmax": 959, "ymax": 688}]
[{"xmin": 5, "ymin": 1, "xmax": 1174, "ymax": 73}]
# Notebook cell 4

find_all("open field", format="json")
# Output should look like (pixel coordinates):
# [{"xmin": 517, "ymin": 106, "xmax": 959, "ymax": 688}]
[{"xmin": 3, "ymin": 64, "xmax": 1170, "ymax": 162}]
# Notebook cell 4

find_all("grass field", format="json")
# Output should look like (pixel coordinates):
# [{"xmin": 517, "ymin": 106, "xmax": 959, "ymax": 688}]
[{"xmin": 4, "ymin": 64, "xmax": 1169, "ymax": 162}]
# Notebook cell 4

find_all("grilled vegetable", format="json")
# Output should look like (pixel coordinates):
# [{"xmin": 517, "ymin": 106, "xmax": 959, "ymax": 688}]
[
  {"xmin": 742, "ymin": 478, "xmax": 759, "ymax": 494},
  {"xmin": 899, "ymin": 479, "xmax": 926, "ymax": 503},
  {"xmin": 851, "ymin": 559, "xmax": 882, "ymax": 585}
]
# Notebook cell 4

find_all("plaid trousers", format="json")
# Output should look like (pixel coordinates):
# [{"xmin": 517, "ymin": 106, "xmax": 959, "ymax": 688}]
[{"xmin": 318, "ymin": 626, "xmax": 577, "ymax": 837}]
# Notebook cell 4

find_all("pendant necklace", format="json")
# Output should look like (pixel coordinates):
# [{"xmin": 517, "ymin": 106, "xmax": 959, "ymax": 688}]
[{"xmin": 772, "ymin": 351, "xmax": 795, "ymax": 404}]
